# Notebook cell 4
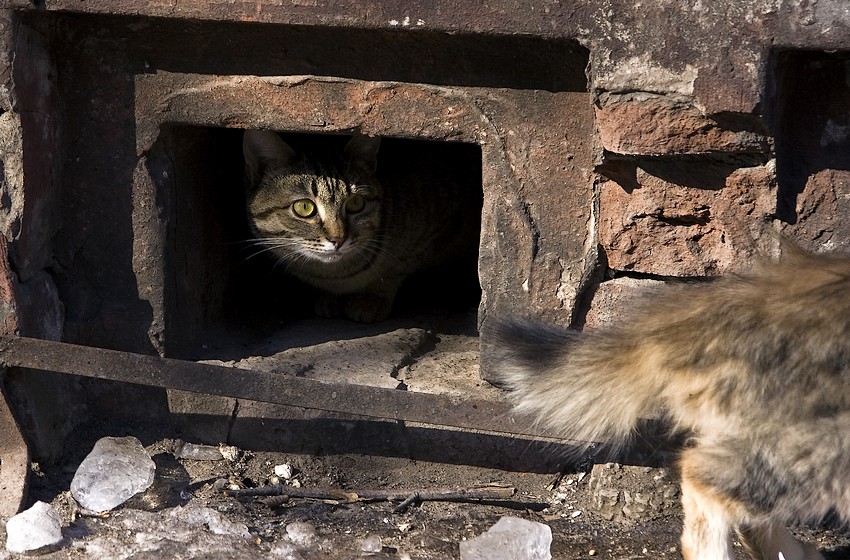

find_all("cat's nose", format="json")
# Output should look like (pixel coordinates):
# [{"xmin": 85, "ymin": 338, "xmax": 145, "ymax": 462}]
[{"xmin": 328, "ymin": 235, "xmax": 347, "ymax": 250}]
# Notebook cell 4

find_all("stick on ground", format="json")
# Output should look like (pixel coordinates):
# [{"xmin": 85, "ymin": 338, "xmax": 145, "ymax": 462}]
[{"xmin": 224, "ymin": 483, "xmax": 548, "ymax": 511}]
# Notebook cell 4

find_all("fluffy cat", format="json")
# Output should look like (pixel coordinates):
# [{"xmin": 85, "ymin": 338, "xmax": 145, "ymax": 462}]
[
  {"xmin": 490, "ymin": 244, "xmax": 850, "ymax": 560},
  {"xmin": 242, "ymin": 130, "xmax": 480, "ymax": 322}
]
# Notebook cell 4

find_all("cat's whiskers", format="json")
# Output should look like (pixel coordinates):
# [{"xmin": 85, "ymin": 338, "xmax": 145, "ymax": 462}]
[
  {"xmin": 357, "ymin": 233, "xmax": 402, "ymax": 268},
  {"xmin": 239, "ymin": 238, "xmax": 307, "ymax": 264}
]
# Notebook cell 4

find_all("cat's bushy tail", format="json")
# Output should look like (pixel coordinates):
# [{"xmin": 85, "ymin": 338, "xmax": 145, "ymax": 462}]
[{"xmin": 489, "ymin": 317, "xmax": 671, "ymax": 452}]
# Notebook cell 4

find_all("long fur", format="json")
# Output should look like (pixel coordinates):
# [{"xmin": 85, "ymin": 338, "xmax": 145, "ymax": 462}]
[{"xmin": 491, "ymin": 246, "xmax": 850, "ymax": 560}]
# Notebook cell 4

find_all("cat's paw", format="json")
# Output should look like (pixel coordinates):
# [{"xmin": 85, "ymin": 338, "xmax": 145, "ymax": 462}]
[
  {"xmin": 343, "ymin": 293, "xmax": 393, "ymax": 323},
  {"xmin": 314, "ymin": 293, "xmax": 342, "ymax": 318}
]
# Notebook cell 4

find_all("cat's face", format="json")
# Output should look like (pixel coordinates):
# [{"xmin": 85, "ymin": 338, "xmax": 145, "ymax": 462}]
[{"xmin": 243, "ymin": 131, "xmax": 382, "ymax": 265}]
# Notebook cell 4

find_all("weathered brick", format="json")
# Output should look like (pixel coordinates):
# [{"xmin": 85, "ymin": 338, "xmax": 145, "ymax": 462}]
[
  {"xmin": 583, "ymin": 277, "xmax": 663, "ymax": 330},
  {"xmin": 0, "ymin": 233, "xmax": 19, "ymax": 335},
  {"xmin": 134, "ymin": 72, "xmax": 595, "ymax": 343},
  {"xmin": 781, "ymin": 169, "xmax": 850, "ymax": 252},
  {"xmin": 595, "ymin": 93, "xmax": 771, "ymax": 156},
  {"xmin": 600, "ymin": 160, "xmax": 776, "ymax": 276}
]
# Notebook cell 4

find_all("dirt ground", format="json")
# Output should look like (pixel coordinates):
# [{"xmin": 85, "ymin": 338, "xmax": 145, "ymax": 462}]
[
  {"xmin": 8, "ymin": 438, "xmax": 850, "ymax": 560},
  {"xmin": 3, "ymin": 309, "xmax": 850, "ymax": 559}
]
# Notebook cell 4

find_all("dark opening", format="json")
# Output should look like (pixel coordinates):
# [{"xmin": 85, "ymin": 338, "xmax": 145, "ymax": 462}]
[
  {"xmin": 28, "ymin": 9, "xmax": 587, "ymax": 355},
  {"xmin": 772, "ymin": 50, "xmax": 850, "ymax": 225},
  {"xmin": 150, "ymin": 127, "xmax": 483, "ymax": 359}
]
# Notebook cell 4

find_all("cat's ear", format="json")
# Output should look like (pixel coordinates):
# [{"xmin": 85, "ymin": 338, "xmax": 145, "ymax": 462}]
[
  {"xmin": 344, "ymin": 135, "xmax": 381, "ymax": 175},
  {"xmin": 243, "ymin": 130, "xmax": 296, "ymax": 185}
]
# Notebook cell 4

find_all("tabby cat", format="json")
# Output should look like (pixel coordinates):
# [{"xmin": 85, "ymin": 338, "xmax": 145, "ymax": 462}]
[{"xmin": 242, "ymin": 130, "xmax": 481, "ymax": 322}]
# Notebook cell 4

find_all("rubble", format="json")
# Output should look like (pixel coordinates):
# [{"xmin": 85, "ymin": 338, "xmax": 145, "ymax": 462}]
[
  {"xmin": 172, "ymin": 440, "xmax": 226, "ymax": 461},
  {"xmin": 4, "ymin": 501, "xmax": 63, "ymax": 554},
  {"xmin": 0, "ymin": 435, "xmax": 847, "ymax": 559},
  {"xmin": 69, "ymin": 436, "xmax": 156, "ymax": 513},
  {"xmin": 459, "ymin": 516, "xmax": 552, "ymax": 560},
  {"xmin": 359, "ymin": 534, "xmax": 382, "ymax": 552},
  {"xmin": 585, "ymin": 463, "xmax": 679, "ymax": 524}
]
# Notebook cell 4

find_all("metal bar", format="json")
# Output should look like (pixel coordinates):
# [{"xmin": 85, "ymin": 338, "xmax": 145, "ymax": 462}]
[{"xmin": 0, "ymin": 335, "xmax": 556, "ymax": 440}]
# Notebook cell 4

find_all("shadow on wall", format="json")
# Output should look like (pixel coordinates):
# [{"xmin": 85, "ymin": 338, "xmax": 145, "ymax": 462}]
[{"xmin": 772, "ymin": 51, "xmax": 850, "ymax": 232}]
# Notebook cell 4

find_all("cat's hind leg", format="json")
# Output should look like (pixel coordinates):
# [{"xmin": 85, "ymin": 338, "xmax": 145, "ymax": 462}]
[{"xmin": 679, "ymin": 470, "xmax": 738, "ymax": 560}]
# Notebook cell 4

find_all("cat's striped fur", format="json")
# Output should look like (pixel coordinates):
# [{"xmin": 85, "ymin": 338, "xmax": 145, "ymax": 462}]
[{"xmin": 243, "ymin": 130, "xmax": 480, "ymax": 322}]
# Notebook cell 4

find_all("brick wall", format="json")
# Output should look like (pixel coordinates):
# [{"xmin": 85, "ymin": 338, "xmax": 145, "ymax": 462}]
[{"xmin": 1, "ymin": 2, "xmax": 848, "ymax": 415}]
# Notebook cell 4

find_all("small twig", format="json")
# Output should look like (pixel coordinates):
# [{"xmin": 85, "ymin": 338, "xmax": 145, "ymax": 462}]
[
  {"xmin": 546, "ymin": 470, "xmax": 568, "ymax": 491},
  {"xmin": 225, "ymin": 483, "xmax": 523, "ymax": 510},
  {"xmin": 393, "ymin": 492, "xmax": 420, "ymax": 514}
]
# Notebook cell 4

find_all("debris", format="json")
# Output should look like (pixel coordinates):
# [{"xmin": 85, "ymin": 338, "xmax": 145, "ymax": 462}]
[
  {"xmin": 218, "ymin": 444, "xmax": 240, "ymax": 461},
  {"xmin": 173, "ymin": 504, "xmax": 251, "ymax": 538},
  {"xmin": 270, "ymin": 541, "xmax": 306, "ymax": 560},
  {"xmin": 394, "ymin": 493, "xmax": 420, "ymax": 513},
  {"xmin": 172, "ymin": 439, "xmax": 224, "ymax": 461},
  {"xmin": 360, "ymin": 534, "xmax": 382, "ymax": 552},
  {"xmin": 226, "ymin": 483, "xmax": 539, "ymax": 511},
  {"xmin": 274, "ymin": 463, "xmax": 295, "ymax": 480},
  {"xmin": 70, "ymin": 436, "xmax": 156, "ymax": 512},
  {"xmin": 4, "ymin": 501, "xmax": 63, "ymax": 554},
  {"xmin": 546, "ymin": 469, "xmax": 569, "ymax": 491},
  {"xmin": 459, "ymin": 516, "xmax": 552, "ymax": 560},
  {"xmin": 285, "ymin": 521, "xmax": 317, "ymax": 546}
]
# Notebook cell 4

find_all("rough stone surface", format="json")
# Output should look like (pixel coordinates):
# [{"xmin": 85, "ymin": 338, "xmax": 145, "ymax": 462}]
[
  {"xmin": 8, "ymin": 18, "xmax": 61, "ymax": 283},
  {"xmin": 599, "ymin": 160, "xmax": 777, "ymax": 277},
  {"xmin": 582, "ymin": 277, "xmax": 664, "ymax": 330},
  {"xmin": 586, "ymin": 463, "xmax": 679, "ymax": 525},
  {"xmin": 70, "ymin": 436, "xmax": 156, "ymax": 513},
  {"xmin": 2, "ymin": 9, "xmax": 850, "ymax": 559},
  {"xmin": 595, "ymin": 92, "xmax": 771, "ymax": 156},
  {"xmin": 202, "ymin": 324, "xmax": 432, "ymax": 389},
  {"xmin": 4, "ymin": 2, "xmax": 850, "ymax": 388},
  {"xmin": 4, "ymin": 500, "xmax": 63, "ymax": 554},
  {"xmin": 0, "ymin": 232, "xmax": 18, "ymax": 334},
  {"xmin": 459, "ymin": 516, "xmax": 552, "ymax": 560},
  {"xmin": 783, "ymin": 169, "xmax": 850, "ymax": 252}
]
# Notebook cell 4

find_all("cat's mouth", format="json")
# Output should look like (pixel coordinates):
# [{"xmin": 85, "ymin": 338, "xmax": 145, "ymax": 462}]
[{"xmin": 311, "ymin": 247, "xmax": 351, "ymax": 262}]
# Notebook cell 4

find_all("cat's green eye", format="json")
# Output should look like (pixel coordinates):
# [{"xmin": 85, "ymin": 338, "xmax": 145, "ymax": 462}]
[
  {"xmin": 345, "ymin": 194, "xmax": 366, "ymax": 214},
  {"xmin": 292, "ymin": 199, "xmax": 317, "ymax": 218}
]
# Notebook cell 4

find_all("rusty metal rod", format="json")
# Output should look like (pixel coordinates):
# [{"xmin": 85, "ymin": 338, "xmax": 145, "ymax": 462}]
[{"xmin": 0, "ymin": 335, "xmax": 559, "ymax": 440}]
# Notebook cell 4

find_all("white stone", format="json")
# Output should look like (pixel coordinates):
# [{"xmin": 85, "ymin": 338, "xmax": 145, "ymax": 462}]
[
  {"xmin": 70, "ymin": 436, "xmax": 156, "ymax": 512},
  {"xmin": 274, "ymin": 463, "xmax": 294, "ymax": 480},
  {"xmin": 459, "ymin": 516, "xmax": 552, "ymax": 560},
  {"xmin": 285, "ymin": 521, "xmax": 316, "ymax": 546},
  {"xmin": 4, "ymin": 501, "xmax": 63, "ymax": 553},
  {"xmin": 360, "ymin": 534, "xmax": 382, "ymax": 552}
]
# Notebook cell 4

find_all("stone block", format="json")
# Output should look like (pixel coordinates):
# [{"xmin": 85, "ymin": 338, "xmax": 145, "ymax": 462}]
[
  {"xmin": 583, "ymin": 277, "xmax": 664, "ymax": 330},
  {"xmin": 595, "ymin": 92, "xmax": 771, "ymax": 156},
  {"xmin": 599, "ymin": 159, "xmax": 776, "ymax": 277},
  {"xmin": 586, "ymin": 463, "xmax": 679, "ymax": 525},
  {"xmin": 782, "ymin": 169, "xmax": 850, "ymax": 252},
  {"xmin": 132, "ymin": 72, "xmax": 595, "ymax": 374}
]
